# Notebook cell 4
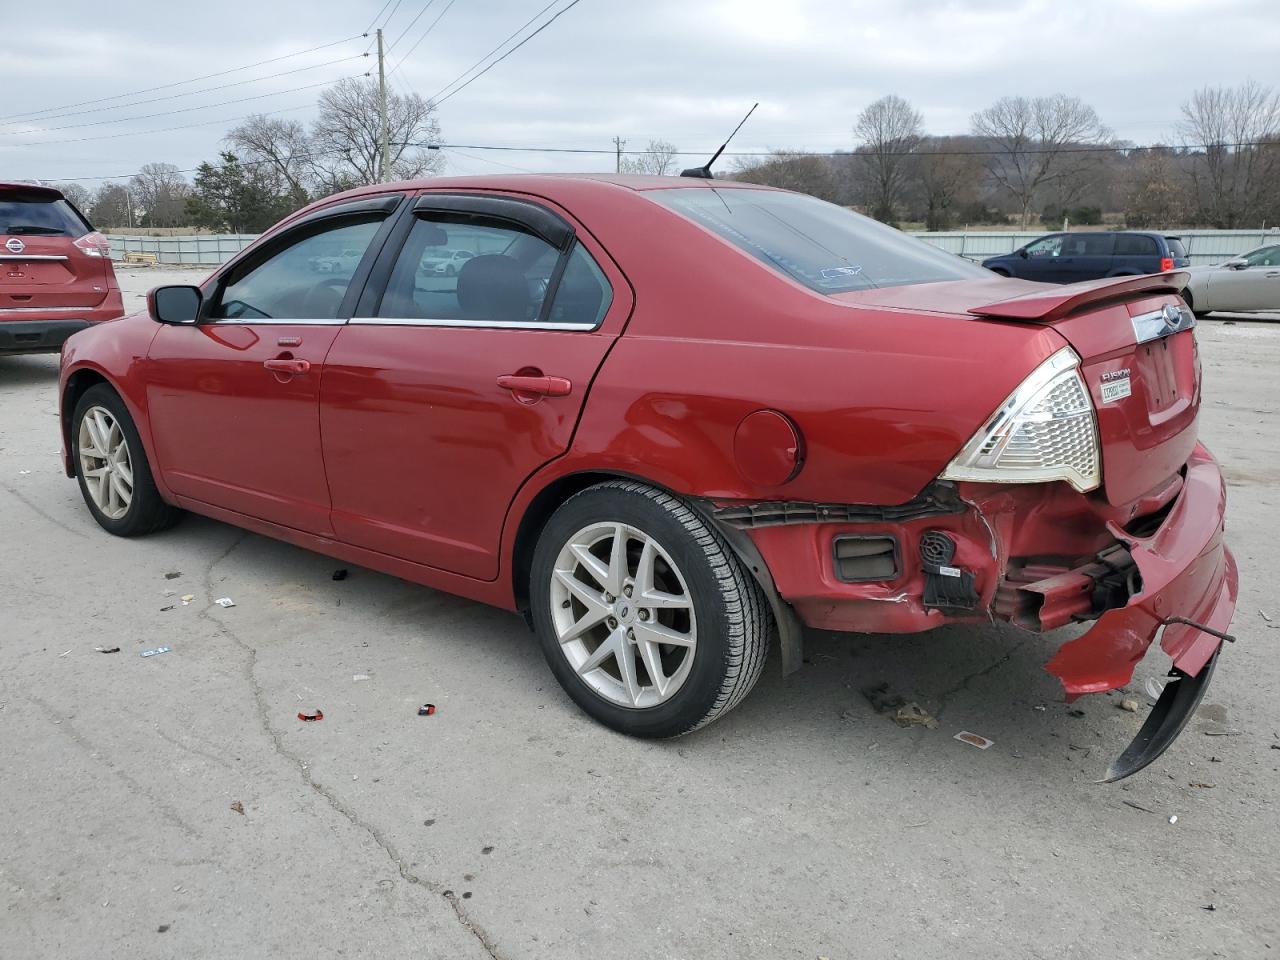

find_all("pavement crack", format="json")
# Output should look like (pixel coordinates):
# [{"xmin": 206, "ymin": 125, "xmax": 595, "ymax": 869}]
[
  {"xmin": 0, "ymin": 481, "xmax": 88, "ymax": 539},
  {"xmin": 935, "ymin": 633, "xmax": 1032, "ymax": 717},
  {"xmin": 199, "ymin": 532, "xmax": 504, "ymax": 960}
]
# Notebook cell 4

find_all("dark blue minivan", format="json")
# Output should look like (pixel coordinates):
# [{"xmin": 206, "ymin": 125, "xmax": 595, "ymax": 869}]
[{"xmin": 981, "ymin": 231, "xmax": 1191, "ymax": 283}]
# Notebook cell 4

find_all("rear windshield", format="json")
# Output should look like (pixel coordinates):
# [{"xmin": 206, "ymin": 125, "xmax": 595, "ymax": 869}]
[
  {"xmin": 647, "ymin": 186, "xmax": 985, "ymax": 293},
  {"xmin": 1165, "ymin": 237, "xmax": 1188, "ymax": 259},
  {"xmin": 0, "ymin": 190, "xmax": 90, "ymax": 237}
]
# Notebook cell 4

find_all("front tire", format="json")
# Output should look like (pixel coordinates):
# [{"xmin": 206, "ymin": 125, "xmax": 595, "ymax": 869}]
[
  {"xmin": 73, "ymin": 384, "xmax": 181, "ymax": 537},
  {"xmin": 1181, "ymin": 290, "xmax": 1208, "ymax": 319},
  {"xmin": 530, "ymin": 481, "xmax": 771, "ymax": 737}
]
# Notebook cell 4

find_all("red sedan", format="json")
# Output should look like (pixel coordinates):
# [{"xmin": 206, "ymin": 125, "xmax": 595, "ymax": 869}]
[{"xmin": 57, "ymin": 175, "xmax": 1237, "ymax": 780}]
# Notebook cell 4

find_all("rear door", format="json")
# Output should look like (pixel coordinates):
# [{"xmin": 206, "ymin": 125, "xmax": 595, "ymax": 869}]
[
  {"xmin": 320, "ymin": 192, "xmax": 631, "ymax": 580},
  {"xmin": 1061, "ymin": 232, "xmax": 1115, "ymax": 282},
  {"xmin": 145, "ymin": 195, "xmax": 402, "ymax": 534},
  {"xmin": 1, "ymin": 186, "xmax": 109, "ymax": 315}
]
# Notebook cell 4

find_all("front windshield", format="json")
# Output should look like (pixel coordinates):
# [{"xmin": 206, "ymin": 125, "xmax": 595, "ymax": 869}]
[{"xmin": 647, "ymin": 186, "xmax": 985, "ymax": 293}]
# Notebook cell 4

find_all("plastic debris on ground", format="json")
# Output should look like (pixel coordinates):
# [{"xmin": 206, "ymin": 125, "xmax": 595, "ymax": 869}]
[
  {"xmin": 160, "ymin": 605, "xmax": 175, "ymax": 612},
  {"xmin": 352, "ymin": 674, "xmax": 371, "ymax": 682},
  {"xmin": 954, "ymin": 730, "xmax": 994, "ymax": 749},
  {"xmin": 214, "ymin": 597, "xmax": 236, "ymax": 608},
  {"xmin": 1168, "ymin": 815, "xmax": 1178, "ymax": 824},
  {"xmin": 1144, "ymin": 676, "xmax": 1174, "ymax": 700},
  {"xmin": 164, "ymin": 571, "xmax": 182, "ymax": 580},
  {"xmin": 861, "ymin": 682, "xmax": 936, "ymax": 728},
  {"xmin": 140, "ymin": 646, "xmax": 171, "ymax": 657},
  {"xmin": 95, "ymin": 646, "xmax": 121, "ymax": 654},
  {"xmin": 298, "ymin": 709, "xmax": 323, "ymax": 721},
  {"xmin": 230, "ymin": 800, "xmax": 245, "ymax": 815},
  {"xmin": 1119, "ymin": 698, "xmax": 1140, "ymax": 712},
  {"xmin": 180, "ymin": 595, "xmax": 195, "ymax": 605},
  {"xmin": 418, "ymin": 703, "xmax": 437, "ymax": 716},
  {"xmin": 892, "ymin": 702, "xmax": 937, "ymax": 729},
  {"xmin": 332, "ymin": 569, "xmax": 349, "ymax": 581}
]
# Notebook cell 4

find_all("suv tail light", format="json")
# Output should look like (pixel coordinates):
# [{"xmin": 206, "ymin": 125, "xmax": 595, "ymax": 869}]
[
  {"xmin": 1159, "ymin": 257, "xmax": 1174, "ymax": 272},
  {"xmin": 73, "ymin": 232, "xmax": 112, "ymax": 258}
]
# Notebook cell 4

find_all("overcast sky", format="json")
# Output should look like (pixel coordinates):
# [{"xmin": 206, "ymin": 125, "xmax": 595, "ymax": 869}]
[{"xmin": 4, "ymin": 0, "xmax": 1278, "ymax": 186}]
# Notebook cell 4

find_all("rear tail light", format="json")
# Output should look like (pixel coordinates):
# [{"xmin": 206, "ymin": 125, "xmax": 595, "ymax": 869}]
[
  {"xmin": 1159, "ymin": 257, "xmax": 1174, "ymax": 272},
  {"xmin": 73, "ymin": 232, "xmax": 112, "ymax": 258},
  {"xmin": 940, "ymin": 347, "xmax": 1101, "ymax": 493}
]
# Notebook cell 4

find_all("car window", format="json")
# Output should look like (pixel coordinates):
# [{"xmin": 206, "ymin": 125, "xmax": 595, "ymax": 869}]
[
  {"xmin": 1165, "ymin": 237, "xmax": 1187, "ymax": 259},
  {"xmin": 1063, "ymin": 234, "xmax": 1114, "ymax": 257},
  {"xmin": 214, "ymin": 218, "xmax": 382, "ymax": 321},
  {"xmin": 0, "ymin": 190, "xmax": 90, "ymax": 237},
  {"xmin": 1115, "ymin": 235, "xmax": 1158, "ymax": 256},
  {"xmin": 1243, "ymin": 245, "xmax": 1280, "ymax": 268},
  {"xmin": 648, "ymin": 187, "xmax": 986, "ymax": 293},
  {"xmin": 546, "ymin": 243, "xmax": 613, "ymax": 327},
  {"xmin": 1025, "ymin": 235, "xmax": 1063, "ymax": 257},
  {"xmin": 377, "ymin": 215, "xmax": 564, "ymax": 324}
]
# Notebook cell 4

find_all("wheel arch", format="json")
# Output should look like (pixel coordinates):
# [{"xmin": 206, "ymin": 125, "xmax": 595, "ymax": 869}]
[
  {"xmin": 508, "ymin": 467, "xmax": 801, "ymax": 674},
  {"xmin": 61, "ymin": 367, "xmax": 113, "ymax": 477}
]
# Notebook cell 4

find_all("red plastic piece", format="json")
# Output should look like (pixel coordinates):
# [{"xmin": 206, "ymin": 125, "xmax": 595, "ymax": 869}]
[{"xmin": 298, "ymin": 710, "xmax": 323, "ymax": 722}]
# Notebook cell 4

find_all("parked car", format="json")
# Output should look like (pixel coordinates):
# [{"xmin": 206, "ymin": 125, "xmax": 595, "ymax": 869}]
[
  {"xmin": 1, "ymin": 182, "xmax": 122, "ymax": 355},
  {"xmin": 57, "ymin": 175, "xmax": 1236, "ymax": 780},
  {"xmin": 1182, "ymin": 243, "xmax": 1280, "ymax": 316},
  {"xmin": 421, "ymin": 247, "xmax": 475, "ymax": 276},
  {"xmin": 982, "ymin": 231, "xmax": 1190, "ymax": 283}
]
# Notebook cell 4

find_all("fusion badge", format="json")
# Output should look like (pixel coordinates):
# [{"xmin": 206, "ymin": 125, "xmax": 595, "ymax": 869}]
[{"xmin": 1100, "ymin": 368, "xmax": 1132, "ymax": 403}]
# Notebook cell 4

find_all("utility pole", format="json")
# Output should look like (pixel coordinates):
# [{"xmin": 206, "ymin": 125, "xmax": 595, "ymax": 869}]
[
  {"xmin": 613, "ymin": 136, "xmax": 626, "ymax": 173},
  {"xmin": 376, "ymin": 28, "xmax": 390, "ymax": 182}
]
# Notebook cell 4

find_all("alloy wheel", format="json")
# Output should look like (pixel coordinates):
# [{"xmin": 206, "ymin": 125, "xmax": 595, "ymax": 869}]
[
  {"xmin": 78, "ymin": 405, "xmax": 134, "ymax": 520},
  {"xmin": 549, "ymin": 521, "xmax": 697, "ymax": 709}
]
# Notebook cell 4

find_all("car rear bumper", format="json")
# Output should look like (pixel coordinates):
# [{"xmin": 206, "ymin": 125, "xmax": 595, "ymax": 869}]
[
  {"xmin": 0, "ymin": 294, "xmax": 123, "ymax": 354},
  {"xmin": 0, "ymin": 318, "xmax": 92, "ymax": 354}
]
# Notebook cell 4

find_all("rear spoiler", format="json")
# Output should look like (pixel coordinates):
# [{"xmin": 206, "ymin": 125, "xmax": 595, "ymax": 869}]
[{"xmin": 969, "ymin": 272, "xmax": 1190, "ymax": 323}]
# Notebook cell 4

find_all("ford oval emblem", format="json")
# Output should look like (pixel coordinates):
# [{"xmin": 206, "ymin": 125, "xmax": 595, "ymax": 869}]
[{"xmin": 4, "ymin": 237, "xmax": 24, "ymax": 253}]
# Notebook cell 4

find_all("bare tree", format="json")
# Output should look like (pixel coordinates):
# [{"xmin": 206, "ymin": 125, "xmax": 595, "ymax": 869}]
[
  {"xmin": 128, "ymin": 162, "xmax": 191, "ymax": 227},
  {"xmin": 225, "ymin": 115, "xmax": 314, "ymax": 206},
  {"xmin": 730, "ymin": 152, "xmax": 839, "ymax": 202},
  {"xmin": 57, "ymin": 182, "xmax": 92, "ymax": 214},
  {"xmin": 1178, "ymin": 80, "xmax": 1280, "ymax": 228},
  {"xmin": 90, "ymin": 184, "xmax": 133, "ymax": 230},
  {"xmin": 1123, "ymin": 147, "xmax": 1189, "ymax": 228},
  {"xmin": 619, "ymin": 139, "xmax": 679, "ymax": 176},
  {"xmin": 311, "ymin": 78, "xmax": 443, "ymax": 187},
  {"xmin": 971, "ymin": 94, "xmax": 1111, "ymax": 227},
  {"xmin": 854, "ymin": 95, "xmax": 923, "ymax": 223},
  {"xmin": 914, "ymin": 137, "xmax": 982, "ymax": 231}
]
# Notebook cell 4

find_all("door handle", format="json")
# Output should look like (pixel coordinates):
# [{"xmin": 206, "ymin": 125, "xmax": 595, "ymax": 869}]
[
  {"xmin": 264, "ymin": 358, "xmax": 311, "ymax": 375},
  {"xmin": 496, "ymin": 374, "xmax": 572, "ymax": 397}
]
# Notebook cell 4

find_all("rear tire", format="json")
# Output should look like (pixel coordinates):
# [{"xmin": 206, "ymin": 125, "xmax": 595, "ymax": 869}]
[
  {"xmin": 530, "ymin": 481, "xmax": 771, "ymax": 737},
  {"xmin": 72, "ymin": 384, "xmax": 181, "ymax": 537}
]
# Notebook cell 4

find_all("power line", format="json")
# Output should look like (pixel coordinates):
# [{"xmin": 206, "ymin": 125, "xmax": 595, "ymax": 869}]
[
  {"xmin": 434, "ymin": 0, "xmax": 587, "ymax": 107},
  {"xmin": 363, "ymin": 0, "xmax": 396, "ymax": 34},
  {"xmin": 427, "ymin": 0, "xmax": 561, "ymax": 102},
  {"xmin": 4, "ymin": 77, "xmax": 363, "ymax": 136},
  {"xmin": 43, "ymin": 147, "xmax": 353, "ymax": 184},
  {"xmin": 388, "ymin": 0, "xmax": 458, "ymax": 78},
  {"xmin": 0, "ymin": 35, "xmax": 365, "ymax": 124},
  {"xmin": 0, "ymin": 55, "xmax": 367, "ymax": 127},
  {"xmin": 387, "ymin": 0, "xmax": 439, "ymax": 52}
]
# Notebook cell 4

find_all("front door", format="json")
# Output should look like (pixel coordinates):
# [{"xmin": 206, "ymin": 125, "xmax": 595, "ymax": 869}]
[
  {"xmin": 1216, "ymin": 245, "xmax": 1280, "ymax": 312},
  {"xmin": 146, "ymin": 204, "xmax": 397, "ymax": 533},
  {"xmin": 320, "ymin": 193, "xmax": 630, "ymax": 580}
]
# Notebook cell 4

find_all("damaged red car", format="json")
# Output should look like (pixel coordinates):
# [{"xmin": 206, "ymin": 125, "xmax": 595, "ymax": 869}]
[{"xmin": 57, "ymin": 175, "xmax": 1236, "ymax": 780}]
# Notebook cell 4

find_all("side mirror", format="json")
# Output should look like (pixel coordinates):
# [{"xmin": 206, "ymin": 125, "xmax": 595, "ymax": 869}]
[
  {"xmin": 148, "ymin": 285, "xmax": 203, "ymax": 324},
  {"xmin": 1017, "ymin": 248, "xmax": 1029, "ymax": 259},
  {"xmin": 1224, "ymin": 259, "xmax": 1247, "ymax": 270}
]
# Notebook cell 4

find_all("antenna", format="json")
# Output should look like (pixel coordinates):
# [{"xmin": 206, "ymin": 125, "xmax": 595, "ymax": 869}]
[{"xmin": 680, "ymin": 102, "xmax": 759, "ymax": 179}]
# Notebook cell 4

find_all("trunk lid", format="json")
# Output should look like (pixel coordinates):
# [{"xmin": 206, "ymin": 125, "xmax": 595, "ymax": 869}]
[{"xmin": 839, "ymin": 273, "xmax": 1201, "ymax": 506}]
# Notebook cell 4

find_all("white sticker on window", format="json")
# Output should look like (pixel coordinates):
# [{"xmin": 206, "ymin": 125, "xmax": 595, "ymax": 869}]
[{"xmin": 1100, "ymin": 374, "xmax": 1132, "ymax": 403}]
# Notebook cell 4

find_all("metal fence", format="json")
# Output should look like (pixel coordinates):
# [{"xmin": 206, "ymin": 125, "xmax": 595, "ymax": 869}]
[
  {"xmin": 908, "ymin": 229, "xmax": 1280, "ymax": 265},
  {"xmin": 106, "ymin": 234, "xmax": 258, "ymax": 266},
  {"xmin": 106, "ymin": 228, "xmax": 1280, "ymax": 268}
]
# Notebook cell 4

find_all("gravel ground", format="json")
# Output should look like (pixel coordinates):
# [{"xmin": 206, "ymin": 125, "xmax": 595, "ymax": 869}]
[{"xmin": 1, "ymin": 268, "xmax": 1277, "ymax": 960}]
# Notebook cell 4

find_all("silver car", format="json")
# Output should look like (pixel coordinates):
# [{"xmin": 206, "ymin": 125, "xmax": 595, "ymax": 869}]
[{"xmin": 1183, "ymin": 243, "xmax": 1280, "ymax": 316}]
